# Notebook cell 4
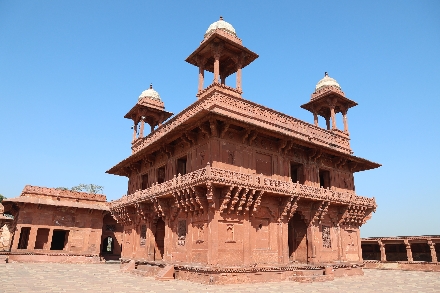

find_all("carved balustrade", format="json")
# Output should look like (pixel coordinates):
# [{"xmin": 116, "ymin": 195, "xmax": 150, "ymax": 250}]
[
  {"xmin": 110, "ymin": 165, "xmax": 376, "ymax": 213},
  {"xmin": 130, "ymin": 93, "xmax": 352, "ymax": 155}
]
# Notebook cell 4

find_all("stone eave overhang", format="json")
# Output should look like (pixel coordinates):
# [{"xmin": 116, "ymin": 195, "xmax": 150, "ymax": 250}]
[
  {"xmin": 3, "ymin": 197, "xmax": 109, "ymax": 211},
  {"xmin": 110, "ymin": 165, "xmax": 377, "ymax": 210},
  {"xmin": 300, "ymin": 90, "xmax": 358, "ymax": 114},
  {"xmin": 185, "ymin": 31, "xmax": 259, "ymax": 76},
  {"xmin": 107, "ymin": 88, "xmax": 380, "ymax": 176},
  {"xmin": 124, "ymin": 102, "xmax": 173, "ymax": 122}
]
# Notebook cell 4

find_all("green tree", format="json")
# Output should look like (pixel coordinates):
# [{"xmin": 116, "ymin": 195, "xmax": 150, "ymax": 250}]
[
  {"xmin": 55, "ymin": 187, "xmax": 69, "ymax": 191},
  {"xmin": 0, "ymin": 194, "xmax": 5, "ymax": 203},
  {"xmin": 70, "ymin": 184, "xmax": 104, "ymax": 194}
]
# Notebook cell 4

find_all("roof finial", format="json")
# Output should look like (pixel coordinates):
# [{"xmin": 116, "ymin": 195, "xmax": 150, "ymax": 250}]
[
  {"xmin": 149, "ymin": 83, "xmax": 153, "ymax": 89},
  {"xmin": 220, "ymin": 16, "xmax": 223, "ymax": 21},
  {"xmin": 324, "ymin": 72, "xmax": 328, "ymax": 77}
]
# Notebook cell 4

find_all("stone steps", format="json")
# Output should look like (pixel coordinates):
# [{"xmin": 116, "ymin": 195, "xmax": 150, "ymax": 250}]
[{"xmin": 155, "ymin": 264, "xmax": 175, "ymax": 281}]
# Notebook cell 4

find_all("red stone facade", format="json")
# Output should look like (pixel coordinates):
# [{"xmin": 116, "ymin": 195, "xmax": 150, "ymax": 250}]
[
  {"xmin": 107, "ymin": 18, "xmax": 380, "ymax": 283},
  {"xmin": 2, "ymin": 185, "xmax": 123, "ymax": 263}
]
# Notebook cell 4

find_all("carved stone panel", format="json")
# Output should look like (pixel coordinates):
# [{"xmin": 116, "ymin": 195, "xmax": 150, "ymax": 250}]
[{"xmin": 322, "ymin": 225, "xmax": 331, "ymax": 248}]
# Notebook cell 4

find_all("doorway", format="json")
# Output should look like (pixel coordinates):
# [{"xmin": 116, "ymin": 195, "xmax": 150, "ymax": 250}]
[
  {"xmin": 17, "ymin": 227, "xmax": 31, "ymax": 249},
  {"xmin": 50, "ymin": 230, "xmax": 69, "ymax": 250},
  {"xmin": 288, "ymin": 213, "xmax": 308, "ymax": 263},
  {"xmin": 154, "ymin": 218, "xmax": 165, "ymax": 260}
]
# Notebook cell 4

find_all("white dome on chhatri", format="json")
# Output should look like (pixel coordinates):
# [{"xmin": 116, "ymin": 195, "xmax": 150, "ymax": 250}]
[
  {"xmin": 138, "ymin": 84, "xmax": 161, "ymax": 101},
  {"xmin": 205, "ymin": 16, "xmax": 236, "ymax": 37},
  {"xmin": 315, "ymin": 72, "xmax": 341, "ymax": 91}
]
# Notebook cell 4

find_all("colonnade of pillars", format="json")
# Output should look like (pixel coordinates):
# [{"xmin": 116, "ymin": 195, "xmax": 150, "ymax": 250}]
[
  {"xmin": 374, "ymin": 240, "xmax": 439, "ymax": 262},
  {"xmin": 313, "ymin": 107, "xmax": 349, "ymax": 133},
  {"xmin": 132, "ymin": 117, "xmax": 164, "ymax": 142},
  {"xmin": 197, "ymin": 49, "xmax": 243, "ymax": 95}
]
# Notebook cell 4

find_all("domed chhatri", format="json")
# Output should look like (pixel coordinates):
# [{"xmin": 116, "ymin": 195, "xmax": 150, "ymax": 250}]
[
  {"xmin": 205, "ymin": 16, "xmax": 236, "ymax": 37},
  {"xmin": 138, "ymin": 84, "xmax": 161, "ymax": 102},
  {"xmin": 315, "ymin": 72, "xmax": 341, "ymax": 90}
]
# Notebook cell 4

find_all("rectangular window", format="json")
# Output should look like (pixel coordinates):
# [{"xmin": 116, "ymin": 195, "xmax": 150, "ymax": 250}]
[
  {"xmin": 157, "ymin": 166, "xmax": 166, "ymax": 184},
  {"xmin": 290, "ymin": 163, "xmax": 303, "ymax": 184},
  {"xmin": 34, "ymin": 228, "xmax": 50, "ymax": 249},
  {"xmin": 177, "ymin": 156, "xmax": 187, "ymax": 176},
  {"xmin": 141, "ymin": 173, "xmax": 149, "ymax": 190},
  {"xmin": 319, "ymin": 169, "xmax": 330, "ymax": 189},
  {"xmin": 50, "ymin": 230, "xmax": 69, "ymax": 250},
  {"xmin": 17, "ymin": 227, "xmax": 31, "ymax": 249}
]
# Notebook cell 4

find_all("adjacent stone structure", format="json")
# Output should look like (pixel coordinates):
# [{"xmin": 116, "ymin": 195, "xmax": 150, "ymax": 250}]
[
  {"xmin": 107, "ymin": 17, "xmax": 381, "ymax": 283},
  {"xmin": 362, "ymin": 236, "xmax": 440, "ymax": 271},
  {"xmin": 0, "ymin": 203, "xmax": 14, "ymax": 257},
  {"xmin": 2, "ymin": 185, "xmax": 123, "ymax": 263}
]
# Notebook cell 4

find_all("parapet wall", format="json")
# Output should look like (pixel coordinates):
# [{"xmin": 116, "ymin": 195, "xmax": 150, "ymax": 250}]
[{"xmin": 21, "ymin": 185, "xmax": 107, "ymax": 203}]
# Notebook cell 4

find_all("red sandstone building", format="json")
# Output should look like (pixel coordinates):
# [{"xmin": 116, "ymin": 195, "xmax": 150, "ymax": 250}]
[
  {"xmin": 2, "ymin": 186, "xmax": 123, "ymax": 263},
  {"xmin": 106, "ymin": 18, "xmax": 381, "ymax": 283}
]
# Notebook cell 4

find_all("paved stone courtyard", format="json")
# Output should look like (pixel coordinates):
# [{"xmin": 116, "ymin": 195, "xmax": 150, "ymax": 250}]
[{"xmin": 1, "ymin": 263, "xmax": 439, "ymax": 292}]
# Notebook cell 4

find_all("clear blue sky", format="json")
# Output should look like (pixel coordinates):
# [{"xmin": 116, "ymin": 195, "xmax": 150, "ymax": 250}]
[{"xmin": 1, "ymin": 1, "xmax": 439, "ymax": 237}]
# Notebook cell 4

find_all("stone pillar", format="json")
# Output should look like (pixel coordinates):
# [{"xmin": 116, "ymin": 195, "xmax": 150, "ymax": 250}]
[
  {"xmin": 207, "ymin": 209, "xmax": 219, "ymax": 265},
  {"xmin": 342, "ymin": 109, "xmax": 349, "ymax": 134},
  {"xmin": 428, "ymin": 241, "xmax": 437, "ymax": 262},
  {"xmin": 46, "ymin": 229, "xmax": 54, "ymax": 251},
  {"xmin": 220, "ymin": 75, "xmax": 226, "ymax": 85},
  {"xmin": 213, "ymin": 53, "xmax": 220, "ymax": 84},
  {"xmin": 313, "ymin": 112, "xmax": 318, "ymax": 127},
  {"xmin": 378, "ymin": 240, "xmax": 386, "ymax": 261},
  {"xmin": 404, "ymin": 240, "xmax": 413, "ymax": 262},
  {"xmin": 139, "ymin": 120, "xmax": 145, "ymax": 138},
  {"xmin": 132, "ymin": 123, "xmax": 137, "ymax": 142},
  {"xmin": 330, "ymin": 105, "xmax": 337, "ymax": 130},
  {"xmin": 198, "ymin": 66, "xmax": 204, "ymax": 93},
  {"xmin": 243, "ymin": 213, "xmax": 251, "ymax": 265},
  {"xmin": 325, "ymin": 116, "xmax": 331, "ymax": 130},
  {"xmin": 236, "ymin": 64, "xmax": 242, "ymax": 91},
  {"xmin": 27, "ymin": 227, "xmax": 38, "ymax": 250},
  {"xmin": 307, "ymin": 224, "xmax": 317, "ymax": 264},
  {"xmin": 11, "ymin": 225, "xmax": 21, "ymax": 251}
]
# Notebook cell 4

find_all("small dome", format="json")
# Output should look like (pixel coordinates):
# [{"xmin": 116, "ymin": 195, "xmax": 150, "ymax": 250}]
[
  {"xmin": 315, "ymin": 72, "xmax": 341, "ymax": 91},
  {"xmin": 138, "ymin": 84, "xmax": 161, "ymax": 101},
  {"xmin": 205, "ymin": 16, "xmax": 236, "ymax": 37}
]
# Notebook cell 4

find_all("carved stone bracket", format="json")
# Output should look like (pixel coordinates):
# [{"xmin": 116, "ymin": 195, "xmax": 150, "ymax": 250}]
[
  {"xmin": 311, "ymin": 200, "xmax": 330, "ymax": 224},
  {"xmin": 340, "ymin": 204, "xmax": 373, "ymax": 227},
  {"xmin": 220, "ymin": 186, "xmax": 263, "ymax": 216},
  {"xmin": 209, "ymin": 119, "xmax": 219, "ymax": 137},
  {"xmin": 279, "ymin": 195, "xmax": 299, "ymax": 221},
  {"xmin": 219, "ymin": 122, "xmax": 230, "ymax": 139},
  {"xmin": 198, "ymin": 122, "xmax": 211, "ymax": 138}
]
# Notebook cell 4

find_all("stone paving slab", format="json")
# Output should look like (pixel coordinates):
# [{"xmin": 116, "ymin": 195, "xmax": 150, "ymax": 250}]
[{"xmin": 1, "ymin": 263, "xmax": 440, "ymax": 292}]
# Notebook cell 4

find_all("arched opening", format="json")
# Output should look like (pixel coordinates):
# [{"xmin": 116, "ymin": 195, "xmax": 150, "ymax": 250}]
[
  {"xmin": 102, "ymin": 236, "xmax": 114, "ymax": 254},
  {"xmin": 288, "ymin": 213, "xmax": 308, "ymax": 263},
  {"xmin": 154, "ymin": 218, "xmax": 165, "ymax": 261}
]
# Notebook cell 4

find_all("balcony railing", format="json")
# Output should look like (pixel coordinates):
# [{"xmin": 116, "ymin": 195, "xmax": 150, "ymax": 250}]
[{"xmin": 110, "ymin": 165, "xmax": 375, "ymax": 209}]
